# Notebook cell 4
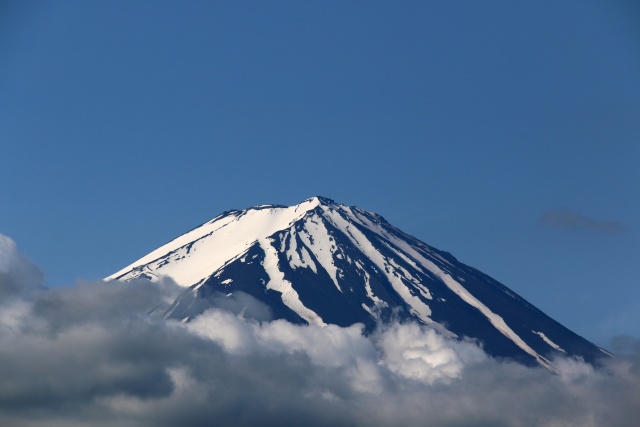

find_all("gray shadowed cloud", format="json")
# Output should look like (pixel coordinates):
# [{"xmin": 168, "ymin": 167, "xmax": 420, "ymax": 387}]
[
  {"xmin": 537, "ymin": 208, "xmax": 628, "ymax": 234},
  {"xmin": 1, "ymin": 233, "xmax": 639, "ymax": 427},
  {"xmin": 0, "ymin": 234, "xmax": 44, "ymax": 298}
]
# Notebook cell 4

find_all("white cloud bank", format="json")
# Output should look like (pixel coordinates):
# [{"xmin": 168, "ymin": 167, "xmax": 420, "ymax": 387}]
[{"xmin": 1, "ymin": 233, "xmax": 639, "ymax": 427}]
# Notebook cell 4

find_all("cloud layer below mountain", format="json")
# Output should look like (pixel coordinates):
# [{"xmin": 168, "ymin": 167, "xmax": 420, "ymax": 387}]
[{"xmin": 1, "ymin": 234, "xmax": 639, "ymax": 427}]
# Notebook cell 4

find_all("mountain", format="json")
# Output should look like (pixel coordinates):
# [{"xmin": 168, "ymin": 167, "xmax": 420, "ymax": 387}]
[{"xmin": 107, "ymin": 196, "xmax": 610, "ymax": 368}]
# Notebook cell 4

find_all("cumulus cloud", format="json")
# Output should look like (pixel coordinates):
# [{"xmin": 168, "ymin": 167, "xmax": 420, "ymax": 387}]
[
  {"xmin": 0, "ymin": 234, "xmax": 44, "ymax": 298},
  {"xmin": 1, "ymin": 233, "xmax": 639, "ymax": 427},
  {"xmin": 374, "ymin": 322, "xmax": 487, "ymax": 384},
  {"xmin": 537, "ymin": 209, "xmax": 628, "ymax": 234}
]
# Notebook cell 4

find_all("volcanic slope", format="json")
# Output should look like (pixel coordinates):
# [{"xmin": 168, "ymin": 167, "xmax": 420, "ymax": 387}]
[{"xmin": 108, "ymin": 197, "xmax": 609, "ymax": 367}]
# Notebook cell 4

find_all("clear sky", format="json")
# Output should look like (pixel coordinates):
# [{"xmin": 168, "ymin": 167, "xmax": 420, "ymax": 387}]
[{"xmin": 1, "ymin": 0, "xmax": 638, "ymax": 347}]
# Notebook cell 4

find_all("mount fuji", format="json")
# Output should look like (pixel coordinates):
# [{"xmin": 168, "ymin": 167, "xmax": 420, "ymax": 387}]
[{"xmin": 107, "ymin": 197, "xmax": 609, "ymax": 368}]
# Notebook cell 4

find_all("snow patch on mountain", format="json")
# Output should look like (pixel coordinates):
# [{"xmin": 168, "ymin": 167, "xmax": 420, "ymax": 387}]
[
  {"xmin": 321, "ymin": 207, "xmax": 434, "ymax": 324},
  {"xmin": 107, "ymin": 197, "xmax": 323, "ymax": 286},
  {"xmin": 533, "ymin": 330, "xmax": 566, "ymax": 353},
  {"xmin": 293, "ymin": 216, "xmax": 342, "ymax": 292},
  {"xmin": 260, "ymin": 238, "xmax": 326, "ymax": 327}
]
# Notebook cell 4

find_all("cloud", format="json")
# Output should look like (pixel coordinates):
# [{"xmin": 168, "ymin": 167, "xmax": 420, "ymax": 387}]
[
  {"xmin": 0, "ymin": 234, "xmax": 44, "ymax": 298},
  {"xmin": 373, "ymin": 322, "xmax": 487, "ymax": 384},
  {"xmin": 610, "ymin": 335, "xmax": 640, "ymax": 355},
  {"xmin": 1, "ymin": 233, "xmax": 639, "ymax": 427},
  {"xmin": 537, "ymin": 209, "xmax": 628, "ymax": 234}
]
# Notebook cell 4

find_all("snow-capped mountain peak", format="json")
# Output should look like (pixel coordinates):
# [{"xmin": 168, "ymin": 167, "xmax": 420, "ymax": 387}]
[
  {"xmin": 107, "ymin": 196, "xmax": 330, "ymax": 286},
  {"xmin": 108, "ymin": 197, "xmax": 609, "ymax": 368}
]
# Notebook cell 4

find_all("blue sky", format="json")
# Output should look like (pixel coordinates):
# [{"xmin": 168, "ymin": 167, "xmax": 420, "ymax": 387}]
[{"xmin": 1, "ymin": 0, "xmax": 638, "ymax": 346}]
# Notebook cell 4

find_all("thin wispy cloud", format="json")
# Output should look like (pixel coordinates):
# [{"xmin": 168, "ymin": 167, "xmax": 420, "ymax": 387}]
[
  {"xmin": 537, "ymin": 209, "xmax": 628, "ymax": 234},
  {"xmin": 1, "ymin": 234, "xmax": 639, "ymax": 427}
]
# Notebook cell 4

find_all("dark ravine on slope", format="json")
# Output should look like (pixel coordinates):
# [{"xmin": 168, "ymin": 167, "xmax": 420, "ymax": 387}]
[{"xmin": 108, "ymin": 197, "xmax": 610, "ymax": 368}]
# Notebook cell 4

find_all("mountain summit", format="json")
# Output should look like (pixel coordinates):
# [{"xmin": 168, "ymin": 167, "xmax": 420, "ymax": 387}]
[{"xmin": 108, "ymin": 197, "xmax": 609, "ymax": 367}]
